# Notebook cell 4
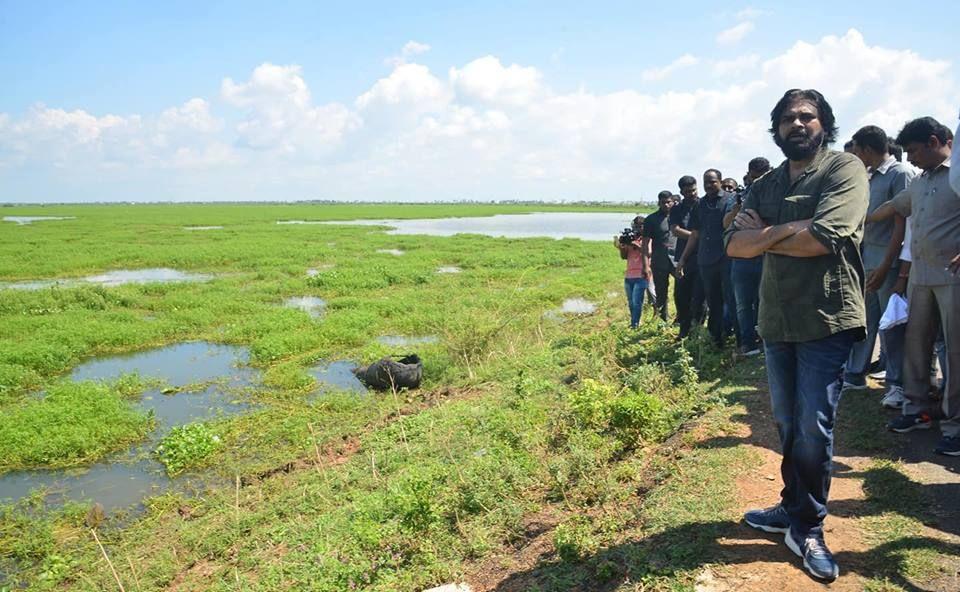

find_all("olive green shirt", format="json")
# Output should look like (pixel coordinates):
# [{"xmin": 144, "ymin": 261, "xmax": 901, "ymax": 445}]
[{"xmin": 723, "ymin": 148, "xmax": 869, "ymax": 342}]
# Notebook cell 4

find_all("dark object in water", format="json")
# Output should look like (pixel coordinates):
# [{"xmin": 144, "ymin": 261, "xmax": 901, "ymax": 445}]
[{"xmin": 353, "ymin": 354, "xmax": 422, "ymax": 391}]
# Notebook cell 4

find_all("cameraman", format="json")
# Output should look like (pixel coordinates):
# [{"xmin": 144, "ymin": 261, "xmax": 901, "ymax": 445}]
[{"xmin": 614, "ymin": 215, "xmax": 650, "ymax": 329}]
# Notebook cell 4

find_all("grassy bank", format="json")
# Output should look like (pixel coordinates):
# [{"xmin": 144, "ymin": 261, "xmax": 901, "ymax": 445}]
[{"xmin": 5, "ymin": 203, "xmax": 689, "ymax": 589}]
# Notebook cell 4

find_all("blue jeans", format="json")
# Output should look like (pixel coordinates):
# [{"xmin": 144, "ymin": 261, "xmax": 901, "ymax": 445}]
[
  {"xmin": 844, "ymin": 265, "xmax": 901, "ymax": 386},
  {"xmin": 732, "ymin": 257, "xmax": 762, "ymax": 350},
  {"xmin": 765, "ymin": 329, "xmax": 857, "ymax": 536},
  {"xmin": 624, "ymin": 277, "xmax": 648, "ymax": 328}
]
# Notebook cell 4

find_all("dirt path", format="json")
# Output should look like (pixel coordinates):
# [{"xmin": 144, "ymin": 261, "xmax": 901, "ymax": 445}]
[{"xmin": 464, "ymin": 374, "xmax": 960, "ymax": 591}]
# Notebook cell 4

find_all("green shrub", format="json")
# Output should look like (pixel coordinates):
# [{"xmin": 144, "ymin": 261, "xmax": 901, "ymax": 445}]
[
  {"xmin": 553, "ymin": 516, "xmax": 599, "ymax": 562},
  {"xmin": 568, "ymin": 379, "xmax": 616, "ymax": 428},
  {"xmin": 155, "ymin": 422, "xmax": 222, "ymax": 475},
  {"xmin": 609, "ymin": 389, "xmax": 671, "ymax": 444}
]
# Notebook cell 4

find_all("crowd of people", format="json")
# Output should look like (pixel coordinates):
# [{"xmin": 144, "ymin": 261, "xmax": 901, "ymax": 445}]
[{"xmin": 614, "ymin": 88, "xmax": 959, "ymax": 582}]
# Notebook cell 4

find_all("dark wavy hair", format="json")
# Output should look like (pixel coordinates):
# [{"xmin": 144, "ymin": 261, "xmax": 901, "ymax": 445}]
[
  {"xmin": 769, "ymin": 89, "xmax": 838, "ymax": 146},
  {"xmin": 887, "ymin": 140, "xmax": 903, "ymax": 162},
  {"xmin": 677, "ymin": 175, "xmax": 697, "ymax": 190},
  {"xmin": 851, "ymin": 125, "xmax": 889, "ymax": 154},
  {"xmin": 747, "ymin": 156, "xmax": 771, "ymax": 174},
  {"xmin": 895, "ymin": 116, "xmax": 953, "ymax": 147}
]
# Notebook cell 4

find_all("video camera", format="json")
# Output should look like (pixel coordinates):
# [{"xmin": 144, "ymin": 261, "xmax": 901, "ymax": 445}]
[{"xmin": 618, "ymin": 227, "xmax": 643, "ymax": 246}]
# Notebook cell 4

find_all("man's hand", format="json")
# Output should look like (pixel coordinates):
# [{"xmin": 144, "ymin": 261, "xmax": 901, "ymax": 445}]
[
  {"xmin": 893, "ymin": 275, "xmax": 908, "ymax": 296},
  {"xmin": 865, "ymin": 267, "xmax": 888, "ymax": 293},
  {"xmin": 734, "ymin": 208, "xmax": 766, "ymax": 230},
  {"xmin": 675, "ymin": 260, "xmax": 685, "ymax": 278},
  {"xmin": 949, "ymin": 252, "xmax": 960, "ymax": 275}
]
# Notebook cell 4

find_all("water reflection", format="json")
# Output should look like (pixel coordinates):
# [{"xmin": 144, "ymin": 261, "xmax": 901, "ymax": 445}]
[
  {"xmin": 308, "ymin": 361, "xmax": 368, "ymax": 394},
  {"xmin": 560, "ymin": 298, "xmax": 598, "ymax": 314},
  {"xmin": 0, "ymin": 268, "xmax": 214, "ymax": 291},
  {"xmin": 322, "ymin": 212, "xmax": 640, "ymax": 241},
  {"xmin": 0, "ymin": 343, "xmax": 258, "ymax": 512},
  {"xmin": 3, "ymin": 216, "xmax": 76, "ymax": 225},
  {"xmin": 284, "ymin": 296, "xmax": 326, "ymax": 318}
]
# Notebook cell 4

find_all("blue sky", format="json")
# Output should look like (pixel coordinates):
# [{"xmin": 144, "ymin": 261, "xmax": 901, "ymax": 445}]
[{"xmin": 1, "ymin": 1, "xmax": 958, "ymax": 202}]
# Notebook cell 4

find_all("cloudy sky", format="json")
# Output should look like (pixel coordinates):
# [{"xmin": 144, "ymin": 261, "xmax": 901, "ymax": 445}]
[{"xmin": 1, "ymin": 0, "xmax": 957, "ymax": 203}]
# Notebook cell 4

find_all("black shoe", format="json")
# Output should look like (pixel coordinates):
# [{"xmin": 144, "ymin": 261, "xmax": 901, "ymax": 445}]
[
  {"xmin": 934, "ymin": 435, "xmax": 960, "ymax": 456},
  {"xmin": 887, "ymin": 413, "xmax": 932, "ymax": 433},
  {"xmin": 744, "ymin": 505, "xmax": 790, "ymax": 533},
  {"xmin": 784, "ymin": 528, "xmax": 838, "ymax": 582}
]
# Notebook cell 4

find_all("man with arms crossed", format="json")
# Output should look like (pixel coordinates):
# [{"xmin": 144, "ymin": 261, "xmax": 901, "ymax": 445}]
[{"xmin": 725, "ymin": 89, "xmax": 868, "ymax": 581}]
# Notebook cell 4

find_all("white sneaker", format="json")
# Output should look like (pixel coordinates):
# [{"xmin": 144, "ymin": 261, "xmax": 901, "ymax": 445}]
[
  {"xmin": 881, "ymin": 385, "xmax": 906, "ymax": 409},
  {"xmin": 869, "ymin": 369, "xmax": 887, "ymax": 380}
]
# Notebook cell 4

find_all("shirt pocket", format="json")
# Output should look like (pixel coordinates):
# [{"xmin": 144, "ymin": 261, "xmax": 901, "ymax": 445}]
[
  {"xmin": 816, "ymin": 264, "xmax": 844, "ymax": 315},
  {"xmin": 781, "ymin": 193, "xmax": 818, "ymax": 222}
]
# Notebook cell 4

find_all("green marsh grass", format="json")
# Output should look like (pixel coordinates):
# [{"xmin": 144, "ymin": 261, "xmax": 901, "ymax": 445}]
[{"xmin": 5, "ymin": 203, "xmax": 735, "ymax": 590}]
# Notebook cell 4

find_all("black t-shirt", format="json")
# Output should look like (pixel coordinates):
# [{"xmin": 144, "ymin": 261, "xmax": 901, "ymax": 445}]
[
  {"xmin": 668, "ymin": 198, "xmax": 698, "ymax": 265},
  {"xmin": 643, "ymin": 209, "xmax": 676, "ymax": 271},
  {"xmin": 688, "ymin": 192, "xmax": 732, "ymax": 267}
]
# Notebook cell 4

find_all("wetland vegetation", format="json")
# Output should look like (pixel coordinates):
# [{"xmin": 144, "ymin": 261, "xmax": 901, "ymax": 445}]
[{"xmin": 0, "ymin": 205, "xmax": 944, "ymax": 592}]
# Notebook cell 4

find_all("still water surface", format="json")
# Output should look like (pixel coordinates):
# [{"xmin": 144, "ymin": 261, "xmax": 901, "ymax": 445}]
[
  {"xmin": 322, "ymin": 212, "xmax": 639, "ymax": 241},
  {"xmin": 0, "ymin": 343, "xmax": 257, "ymax": 512}
]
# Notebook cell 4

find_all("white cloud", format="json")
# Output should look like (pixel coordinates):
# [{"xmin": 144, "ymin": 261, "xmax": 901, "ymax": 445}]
[
  {"xmin": 450, "ymin": 56, "xmax": 543, "ymax": 106},
  {"xmin": 402, "ymin": 40, "xmax": 431, "ymax": 57},
  {"xmin": 641, "ymin": 54, "xmax": 700, "ymax": 82},
  {"xmin": 223, "ymin": 63, "xmax": 357, "ymax": 153},
  {"xmin": 384, "ymin": 40, "xmax": 432, "ymax": 66},
  {"xmin": 762, "ymin": 29, "xmax": 954, "ymax": 134},
  {"xmin": 356, "ymin": 62, "xmax": 450, "ymax": 114},
  {"xmin": 2, "ymin": 29, "xmax": 958, "ymax": 202},
  {"xmin": 717, "ymin": 21, "xmax": 755, "ymax": 45},
  {"xmin": 158, "ymin": 98, "xmax": 221, "ymax": 133}
]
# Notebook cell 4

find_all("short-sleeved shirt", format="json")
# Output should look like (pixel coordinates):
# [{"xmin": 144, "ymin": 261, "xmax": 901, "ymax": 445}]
[
  {"xmin": 890, "ymin": 158, "xmax": 959, "ymax": 286},
  {"xmin": 643, "ymin": 209, "xmax": 676, "ymax": 271},
  {"xmin": 689, "ymin": 192, "xmax": 733, "ymax": 267},
  {"xmin": 723, "ymin": 148, "xmax": 869, "ymax": 343},
  {"xmin": 899, "ymin": 216, "xmax": 912, "ymax": 262},
  {"xmin": 669, "ymin": 198, "xmax": 698, "ymax": 265},
  {"xmin": 624, "ymin": 243, "xmax": 647, "ymax": 278},
  {"xmin": 863, "ymin": 156, "xmax": 915, "ymax": 270}
]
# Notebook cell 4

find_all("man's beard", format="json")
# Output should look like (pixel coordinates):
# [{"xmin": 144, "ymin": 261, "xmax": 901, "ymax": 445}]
[{"xmin": 776, "ymin": 130, "xmax": 825, "ymax": 160}]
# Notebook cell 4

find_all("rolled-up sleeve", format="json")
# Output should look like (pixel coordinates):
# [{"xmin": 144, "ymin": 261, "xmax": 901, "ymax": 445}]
[
  {"xmin": 890, "ymin": 186, "xmax": 913, "ymax": 218},
  {"xmin": 807, "ymin": 154, "xmax": 869, "ymax": 254}
]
